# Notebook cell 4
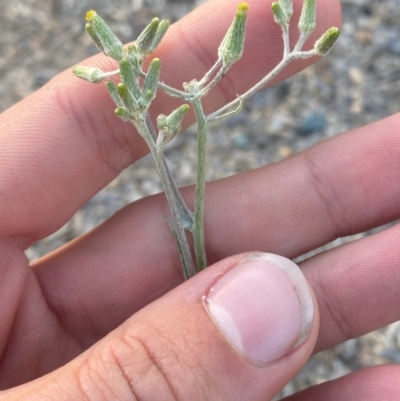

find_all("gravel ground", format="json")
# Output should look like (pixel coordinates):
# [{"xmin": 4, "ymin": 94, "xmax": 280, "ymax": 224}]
[{"xmin": 1, "ymin": 0, "xmax": 399, "ymax": 398}]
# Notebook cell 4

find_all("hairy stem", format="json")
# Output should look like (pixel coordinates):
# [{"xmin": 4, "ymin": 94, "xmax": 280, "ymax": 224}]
[
  {"xmin": 209, "ymin": 50, "xmax": 316, "ymax": 121},
  {"xmin": 145, "ymin": 114, "xmax": 194, "ymax": 230},
  {"xmin": 136, "ymin": 69, "xmax": 189, "ymax": 99},
  {"xmin": 200, "ymin": 64, "xmax": 230, "ymax": 96},
  {"xmin": 199, "ymin": 58, "xmax": 223, "ymax": 87},
  {"xmin": 282, "ymin": 26, "xmax": 290, "ymax": 57},
  {"xmin": 135, "ymin": 119, "xmax": 196, "ymax": 279},
  {"xmin": 192, "ymin": 98, "xmax": 208, "ymax": 271}
]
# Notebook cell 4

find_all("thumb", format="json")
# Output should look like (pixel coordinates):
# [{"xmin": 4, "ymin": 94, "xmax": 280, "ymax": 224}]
[{"xmin": 3, "ymin": 252, "xmax": 319, "ymax": 401}]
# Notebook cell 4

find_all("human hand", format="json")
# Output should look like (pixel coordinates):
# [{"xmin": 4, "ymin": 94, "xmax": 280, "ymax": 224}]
[{"xmin": 1, "ymin": 0, "xmax": 399, "ymax": 399}]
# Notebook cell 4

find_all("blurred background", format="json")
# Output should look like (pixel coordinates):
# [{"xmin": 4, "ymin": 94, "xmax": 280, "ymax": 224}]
[{"xmin": 0, "ymin": 0, "xmax": 399, "ymax": 398}]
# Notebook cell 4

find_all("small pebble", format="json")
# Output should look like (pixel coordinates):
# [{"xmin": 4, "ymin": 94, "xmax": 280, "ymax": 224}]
[
  {"xmin": 297, "ymin": 111, "xmax": 327, "ymax": 136},
  {"xmin": 278, "ymin": 145, "xmax": 293, "ymax": 159}
]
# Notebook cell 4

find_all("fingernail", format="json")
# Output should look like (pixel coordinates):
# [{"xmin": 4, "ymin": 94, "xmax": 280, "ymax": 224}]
[{"xmin": 203, "ymin": 253, "xmax": 314, "ymax": 365}]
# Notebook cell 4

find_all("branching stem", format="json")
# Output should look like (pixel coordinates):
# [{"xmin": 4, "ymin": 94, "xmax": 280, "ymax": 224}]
[
  {"xmin": 199, "ymin": 58, "xmax": 223, "ymax": 87},
  {"xmin": 135, "ymin": 119, "xmax": 196, "ymax": 278},
  {"xmin": 75, "ymin": 3, "xmax": 340, "ymax": 280},
  {"xmin": 200, "ymin": 64, "xmax": 230, "ymax": 96},
  {"xmin": 145, "ymin": 114, "xmax": 194, "ymax": 230},
  {"xmin": 209, "ymin": 49, "xmax": 316, "ymax": 120},
  {"xmin": 136, "ymin": 69, "xmax": 189, "ymax": 99}
]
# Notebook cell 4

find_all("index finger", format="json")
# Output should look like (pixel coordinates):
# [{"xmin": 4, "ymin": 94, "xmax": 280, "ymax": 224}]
[{"xmin": 0, "ymin": 0, "xmax": 341, "ymax": 245}]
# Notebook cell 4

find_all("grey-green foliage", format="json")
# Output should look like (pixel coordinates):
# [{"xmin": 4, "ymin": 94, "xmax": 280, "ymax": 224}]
[{"xmin": 73, "ymin": 2, "xmax": 340, "ymax": 279}]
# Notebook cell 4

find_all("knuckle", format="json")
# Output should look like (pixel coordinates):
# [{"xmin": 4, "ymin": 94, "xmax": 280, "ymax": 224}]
[{"xmin": 79, "ymin": 321, "xmax": 216, "ymax": 401}]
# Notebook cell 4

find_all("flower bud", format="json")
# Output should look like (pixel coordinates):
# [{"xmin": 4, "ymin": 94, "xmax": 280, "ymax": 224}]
[
  {"xmin": 73, "ymin": 66, "xmax": 104, "ymax": 83},
  {"xmin": 85, "ymin": 24, "xmax": 106, "ymax": 55},
  {"xmin": 117, "ymin": 83, "xmax": 137, "ymax": 113},
  {"xmin": 136, "ymin": 18, "xmax": 160, "ymax": 55},
  {"xmin": 314, "ymin": 27, "xmax": 340, "ymax": 56},
  {"xmin": 298, "ymin": 0, "xmax": 316, "ymax": 35},
  {"xmin": 105, "ymin": 81, "xmax": 123, "ymax": 108},
  {"xmin": 85, "ymin": 10, "xmax": 123, "ymax": 61},
  {"xmin": 119, "ymin": 58, "xmax": 141, "ymax": 100},
  {"xmin": 218, "ymin": 3, "xmax": 249, "ymax": 67},
  {"xmin": 140, "ymin": 90, "xmax": 154, "ymax": 109},
  {"xmin": 271, "ymin": 2, "xmax": 287, "ymax": 28},
  {"xmin": 148, "ymin": 20, "xmax": 170, "ymax": 53},
  {"xmin": 142, "ymin": 58, "xmax": 161, "ymax": 105},
  {"xmin": 126, "ymin": 44, "xmax": 142, "ymax": 71},
  {"xmin": 157, "ymin": 104, "xmax": 190, "ymax": 144},
  {"xmin": 115, "ymin": 107, "xmax": 131, "ymax": 121},
  {"xmin": 278, "ymin": 0, "xmax": 293, "ymax": 19}
]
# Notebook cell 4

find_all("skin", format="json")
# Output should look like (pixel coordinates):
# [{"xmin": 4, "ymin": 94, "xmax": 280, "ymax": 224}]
[{"xmin": 0, "ymin": 0, "xmax": 400, "ymax": 399}]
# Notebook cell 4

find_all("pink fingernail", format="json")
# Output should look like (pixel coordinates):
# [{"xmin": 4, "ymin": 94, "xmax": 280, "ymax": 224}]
[{"xmin": 204, "ymin": 253, "xmax": 314, "ymax": 365}]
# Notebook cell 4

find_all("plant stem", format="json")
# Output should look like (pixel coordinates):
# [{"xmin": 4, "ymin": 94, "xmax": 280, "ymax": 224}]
[
  {"xmin": 135, "ymin": 119, "xmax": 196, "ymax": 279},
  {"xmin": 293, "ymin": 33, "xmax": 310, "ymax": 53},
  {"xmin": 198, "ymin": 58, "xmax": 223, "ymax": 87},
  {"xmin": 282, "ymin": 26, "xmax": 290, "ymax": 57},
  {"xmin": 192, "ymin": 98, "xmax": 208, "ymax": 271},
  {"xmin": 136, "ymin": 69, "xmax": 190, "ymax": 99},
  {"xmin": 209, "ymin": 50, "xmax": 316, "ymax": 121},
  {"xmin": 200, "ymin": 64, "xmax": 230, "ymax": 96},
  {"xmin": 145, "ymin": 114, "xmax": 194, "ymax": 230}
]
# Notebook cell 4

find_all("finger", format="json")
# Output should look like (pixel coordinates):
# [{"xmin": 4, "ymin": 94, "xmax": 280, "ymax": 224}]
[
  {"xmin": 4, "ymin": 253, "xmax": 319, "ymax": 401},
  {"xmin": 34, "ymin": 112, "xmax": 400, "ymax": 345},
  {"xmin": 301, "ymin": 222, "xmax": 400, "ymax": 353},
  {"xmin": 283, "ymin": 365, "xmax": 400, "ymax": 401},
  {"xmin": 0, "ymin": 0, "xmax": 341, "ymax": 244}
]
